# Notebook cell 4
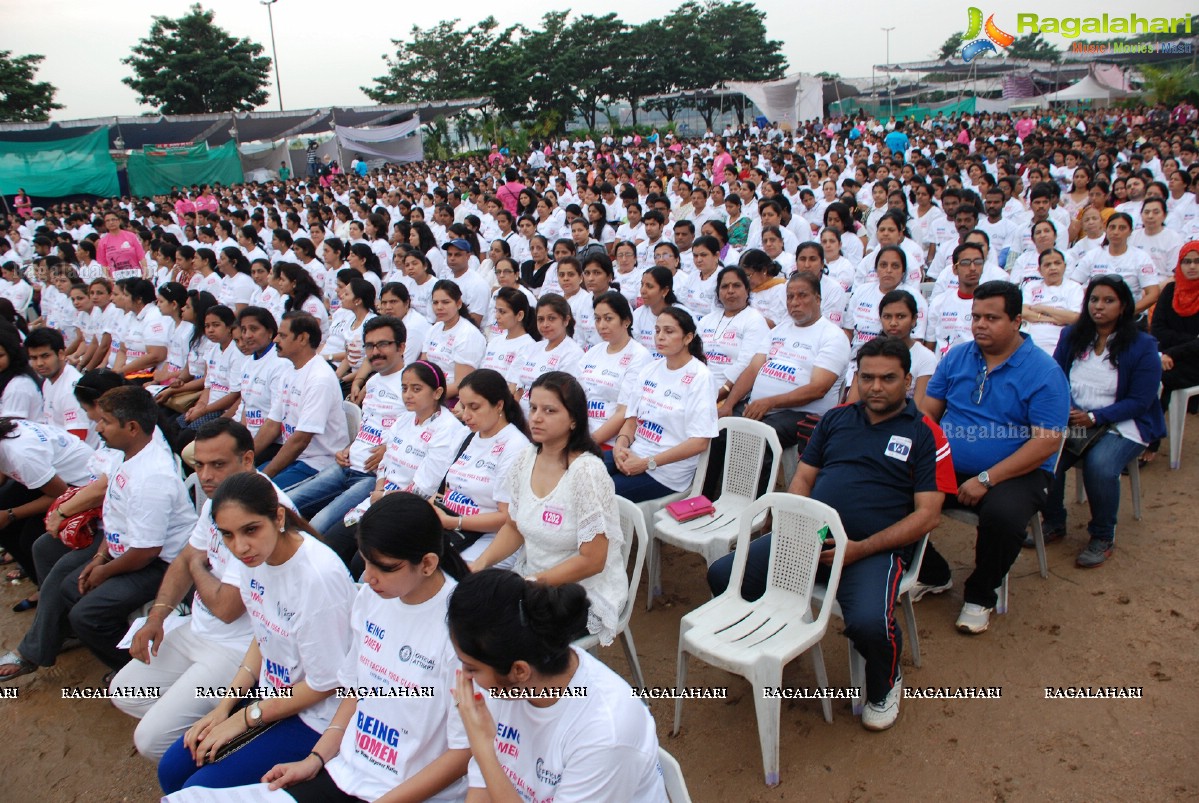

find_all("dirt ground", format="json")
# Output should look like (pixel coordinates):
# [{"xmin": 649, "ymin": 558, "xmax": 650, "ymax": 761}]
[{"xmin": 2, "ymin": 440, "xmax": 1197, "ymax": 802}]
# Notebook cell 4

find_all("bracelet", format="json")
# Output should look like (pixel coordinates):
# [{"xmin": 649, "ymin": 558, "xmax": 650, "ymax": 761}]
[
  {"xmin": 458, "ymin": 516, "xmax": 464, "ymax": 530},
  {"xmin": 4, "ymin": 508, "xmax": 13, "ymax": 524},
  {"xmin": 326, "ymin": 724, "xmax": 347, "ymax": 732},
  {"xmin": 150, "ymin": 602, "xmax": 175, "ymax": 612},
  {"xmin": 308, "ymin": 750, "xmax": 327, "ymax": 770},
  {"xmin": 615, "ymin": 435, "xmax": 631, "ymax": 446},
  {"xmin": 236, "ymin": 664, "xmax": 254, "ymax": 679}
]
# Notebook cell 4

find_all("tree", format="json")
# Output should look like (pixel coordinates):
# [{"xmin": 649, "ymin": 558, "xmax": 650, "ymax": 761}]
[
  {"xmin": 365, "ymin": 17, "xmax": 507, "ymax": 104},
  {"xmin": 1140, "ymin": 65, "xmax": 1199, "ymax": 106},
  {"xmin": 0, "ymin": 51, "xmax": 62, "ymax": 122},
  {"xmin": 122, "ymin": 4, "xmax": 271, "ymax": 114},
  {"xmin": 936, "ymin": 32, "xmax": 965, "ymax": 59},
  {"xmin": 1007, "ymin": 32, "xmax": 1060, "ymax": 62}
]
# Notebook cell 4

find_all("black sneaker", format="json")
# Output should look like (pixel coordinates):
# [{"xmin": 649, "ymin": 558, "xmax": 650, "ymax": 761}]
[{"xmin": 1023, "ymin": 526, "xmax": 1066, "ymax": 548}]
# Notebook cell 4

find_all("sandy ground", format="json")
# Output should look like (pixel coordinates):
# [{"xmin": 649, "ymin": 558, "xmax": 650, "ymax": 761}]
[{"xmin": 2, "ymin": 439, "xmax": 1197, "ymax": 802}]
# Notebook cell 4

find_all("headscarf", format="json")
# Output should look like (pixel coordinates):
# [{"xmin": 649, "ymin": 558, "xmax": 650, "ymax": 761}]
[{"xmin": 1172, "ymin": 241, "xmax": 1199, "ymax": 317}]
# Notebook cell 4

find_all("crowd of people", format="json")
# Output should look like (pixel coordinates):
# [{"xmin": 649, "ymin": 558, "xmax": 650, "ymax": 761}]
[{"xmin": 0, "ymin": 100, "xmax": 1196, "ymax": 797}]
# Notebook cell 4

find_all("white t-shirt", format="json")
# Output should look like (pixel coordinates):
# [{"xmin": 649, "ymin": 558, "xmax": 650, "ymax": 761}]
[
  {"xmin": 1068, "ymin": 346, "xmax": 1143, "ymax": 445},
  {"xmin": 372, "ymin": 408, "xmax": 468, "ymax": 500},
  {"xmin": 564, "ymin": 290, "xmax": 600, "ymax": 350},
  {"xmin": 401, "ymin": 309, "xmax": 431, "ymax": 366},
  {"xmin": 103, "ymin": 443, "xmax": 197, "ymax": 562},
  {"xmin": 1130, "ymin": 227, "xmax": 1184, "ymax": 280},
  {"xmin": 1022, "ymin": 279, "xmax": 1086, "ymax": 354},
  {"xmin": 326, "ymin": 578, "xmax": 468, "ymax": 802},
  {"xmin": 237, "ymin": 345, "xmax": 289, "ymax": 440},
  {"xmin": 447, "ymin": 270, "xmax": 492, "ymax": 320},
  {"xmin": 682, "ymin": 270, "xmax": 720, "ymax": 319},
  {"xmin": 512, "ymin": 338, "xmax": 585, "ymax": 410},
  {"xmin": 481, "ymin": 331, "xmax": 534, "ymax": 378},
  {"xmin": 749, "ymin": 280, "xmax": 788, "ymax": 327},
  {"xmin": 40, "ymin": 365, "xmax": 94, "ymax": 445},
  {"xmin": 267, "ymin": 355, "xmax": 347, "ymax": 471},
  {"xmin": 0, "ymin": 419, "xmax": 95, "ymax": 489},
  {"xmin": 508, "ymin": 447, "xmax": 626, "ymax": 642},
  {"xmin": 186, "ymin": 475, "xmax": 294, "ymax": 647},
  {"xmin": 698, "ymin": 306, "xmax": 772, "ymax": 388},
  {"xmin": 205, "ymin": 340, "xmax": 248, "ymax": 406},
  {"xmin": 408, "ymin": 277, "xmax": 436, "ymax": 322},
  {"xmin": 1069, "ymin": 246, "xmax": 1160, "ymax": 302},
  {"xmin": 466, "ymin": 648, "xmax": 667, "ymax": 803},
  {"xmin": 750, "ymin": 316, "xmax": 850, "ymax": 414},
  {"xmin": 347, "ymin": 369, "xmax": 406, "ymax": 471},
  {"xmin": 164, "ymin": 320, "xmax": 194, "ymax": 375},
  {"xmin": 441, "ymin": 422, "xmax": 529, "ymax": 549},
  {"xmin": 323, "ymin": 307, "xmax": 356, "ymax": 360},
  {"xmin": 844, "ymin": 284, "xmax": 929, "ymax": 355},
  {"xmin": 423, "ymin": 318, "xmax": 486, "ymax": 388},
  {"xmin": 928, "ymin": 291, "xmax": 977, "ymax": 358},
  {"xmin": 218, "ymin": 272, "xmax": 256, "ymax": 308},
  {"xmin": 855, "ymin": 241, "xmax": 926, "ymax": 287},
  {"xmin": 230, "ymin": 536, "xmax": 356, "ymax": 732},
  {"xmin": 627, "ymin": 356, "xmax": 719, "ymax": 492},
  {"xmin": 580, "ymin": 339, "xmax": 653, "ymax": 443},
  {"xmin": 122, "ymin": 305, "xmax": 172, "ymax": 364}
]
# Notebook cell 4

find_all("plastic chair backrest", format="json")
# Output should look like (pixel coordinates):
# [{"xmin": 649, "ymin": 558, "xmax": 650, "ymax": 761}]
[
  {"xmin": 615, "ymin": 497, "xmax": 648, "ymax": 632},
  {"xmin": 719, "ymin": 418, "xmax": 782, "ymax": 503},
  {"xmin": 658, "ymin": 747, "xmax": 692, "ymax": 803},
  {"xmin": 342, "ymin": 400, "xmax": 362, "ymax": 447}
]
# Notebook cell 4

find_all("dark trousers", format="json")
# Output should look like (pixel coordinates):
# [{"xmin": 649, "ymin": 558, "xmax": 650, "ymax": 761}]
[
  {"xmin": 0, "ymin": 481, "xmax": 47, "ymax": 583},
  {"xmin": 703, "ymin": 406, "xmax": 819, "ymax": 499},
  {"xmin": 920, "ymin": 470, "xmax": 1051, "ymax": 609},
  {"xmin": 285, "ymin": 768, "xmax": 365, "ymax": 802},
  {"xmin": 708, "ymin": 537, "xmax": 908, "ymax": 704},
  {"xmin": 20, "ymin": 532, "xmax": 167, "ymax": 671}
]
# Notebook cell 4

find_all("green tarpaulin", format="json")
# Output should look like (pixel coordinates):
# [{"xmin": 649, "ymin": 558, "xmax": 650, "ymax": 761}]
[
  {"xmin": 127, "ymin": 140, "xmax": 243, "ymax": 196},
  {"xmin": 0, "ymin": 127, "xmax": 119, "ymax": 198}
]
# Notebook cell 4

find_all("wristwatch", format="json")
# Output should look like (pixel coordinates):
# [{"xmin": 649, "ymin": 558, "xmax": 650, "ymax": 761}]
[
  {"xmin": 246, "ymin": 701, "xmax": 264, "ymax": 728},
  {"xmin": 977, "ymin": 471, "xmax": 993, "ymax": 489},
  {"xmin": 647, "ymin": 456, "xmax": 658, "ymax": 471}
]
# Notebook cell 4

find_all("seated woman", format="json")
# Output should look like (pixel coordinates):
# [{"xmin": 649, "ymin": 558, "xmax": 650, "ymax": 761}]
[
  {"xmin": 580, "ymin": 292, "xmax": 653, "ymax": 448},
  {"xmin": 329, "ymin": 360, "xmax": 467, "ymax": 569},
  {"xmin": 158, "ymin": 473, "xmax": 356, "ymax": 793},
  {"xmin": 421, "ymin": 280, "xmax": 486, "ymax": 405},
  {"xmin": 449, "ymin": 570, "xmax": 667, "ymax": 801},
  {"xmin": 1152, "ymin": 242, "xmax": 1199, "ymax": 407},
  {"xmin": 739, "ymin": 249, "xmax": 787, "ymax": 328},
  {"xmin": 845, "ymin": 290, "xmax": 936, "ymax": 409},
  {"xmin": 480, "ymin": 287, "xmax": 536, "ymax": 377},
  {"xmin": 471, "ymin": 372, "xmax": 626, "ymax": 645},
  {"xmin": 1043, "ymin": 275, "xmax": 1166, "ymax": 568},
  {"xmin": 256, "ymin": 494, "xmax": 471, "ymax": 802},
  {"xmin": 509, "ymin": 294, "xmax": 584, "ymax": 414},
  {"xmin": 700, "ymin": 266, "xmax": 772, "ymax": 417},
  {"xmin": 432, "ymin": 369, "xmax": 530, "ymax": 565},
  {"xmin": 608, "ymin": 307, "xmax": 718, "ymax": 503},
  {"xmin": 0, "ymin": 324, "xmax": 42, "ymax": 420},
  {"xmin": 113, "ymin": 278, "xmax": 172, "ymax": 382},
  {"xmin": 1021, "ymin": 248, "xmax": 1085, "ymax": 355}
]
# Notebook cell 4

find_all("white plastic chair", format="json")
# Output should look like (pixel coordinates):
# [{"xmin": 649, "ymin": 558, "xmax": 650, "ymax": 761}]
[
  {"xmin": 1073, "ymin": 458, "xmax": 1142, "ymax": 521},
  {"xmin": 341, "ymin": 399, "xmax": 362, "ymax": 447},
  {"xmin": 648, "ymin": 418, "xmax": 781, "ymax": 609},
  {"xmin": 1168, "ymin": 386, "xmax": 1199, "ymax": 469},
  {"xmin": 658, "ymin": 747, "xmax": 693, "ymax": 803},
  {"xmin": 919, "ymin": 281, "xmax": 936, "ymax": 301},
  {"xmin": 183, "ymin": 472, "xmax": 208, "ymax": 515},
  {"xmin": 674, "ymin": 494, "xmax": 846, "ymax": 787},
  {"xmin": 812, "ymin": 535, "xmax": 929, "ymax": 717},
  {"xmin": 624, "ymin": 445, "xmax": 711, "ymax": 610},
  {"xmin": 572, "ymin": 497, "xmax": 648, "ymax": 689}
]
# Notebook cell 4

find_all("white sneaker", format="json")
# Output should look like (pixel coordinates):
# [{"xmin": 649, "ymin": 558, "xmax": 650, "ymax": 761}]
[
  {"xmin": 862, "ymin": 677, "xmax": 902, "ymax": 731},
  {"xmin": 955, "ymin": 602, "xmax": 993, "ymax": 634},
  {"xmin": 909, "ymin": 578, "xmax": 952, "ymax": 602}
]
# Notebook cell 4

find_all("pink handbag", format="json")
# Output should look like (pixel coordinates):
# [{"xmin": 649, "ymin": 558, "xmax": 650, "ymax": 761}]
[{"xmin": 665, "ymin": 495, "xmax": 716, "ymax": 522}]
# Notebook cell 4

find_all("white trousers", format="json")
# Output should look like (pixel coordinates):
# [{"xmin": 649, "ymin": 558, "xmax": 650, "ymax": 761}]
[{"xmin": 110, "ymin": 619, "xmax": 248, "ymax": 760}]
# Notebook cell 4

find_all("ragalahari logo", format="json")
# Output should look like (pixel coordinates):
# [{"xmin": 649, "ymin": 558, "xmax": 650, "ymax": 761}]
[{"xmin": 961, "ymin": 7, "xmax": 1016, "ymax": 62}]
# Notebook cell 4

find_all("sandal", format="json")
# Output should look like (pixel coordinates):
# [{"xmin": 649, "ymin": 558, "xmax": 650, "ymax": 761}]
[
  {"xmin": 5, "ymin": 568, "xmax": 27, "ymax": 582},
  {"xmin": 0, "ymin": 651, "xmax": 37, "ymax": 683},
  {"xmin": 11, "ymin": 598, "xmax": 37, "ymax": 613}
]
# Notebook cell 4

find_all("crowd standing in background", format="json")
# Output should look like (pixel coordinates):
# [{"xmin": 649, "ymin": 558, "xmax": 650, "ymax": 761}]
[{"xmin": 0, "ymin": 101, "xmax": 1195, "ymax": 798}]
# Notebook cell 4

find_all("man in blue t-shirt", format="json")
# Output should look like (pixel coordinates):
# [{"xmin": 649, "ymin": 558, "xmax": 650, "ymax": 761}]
[
  {"xmin": 918, "ymin": 281, "xmax": 1069, "ymax": 636},
  {"xmin": 709, "ymin": 337, "xmax": 956, "ymax": 731}
]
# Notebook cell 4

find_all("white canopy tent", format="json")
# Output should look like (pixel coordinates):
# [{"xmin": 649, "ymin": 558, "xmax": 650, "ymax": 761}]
[
  {"xmin": 1044, "ymin": 73, "xmax": 1136, "ymax": 102},
  {"xmin": 725, "ymin": 73, "xmax": 824, "ymax": 127}
]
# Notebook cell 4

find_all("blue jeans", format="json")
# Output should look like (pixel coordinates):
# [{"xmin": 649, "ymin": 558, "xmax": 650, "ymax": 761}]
[
  {"xmin": 260, "ymin": 459, "xmax": 318, "ymax": 493},
  {"xmin": 708, "ymin": 537, "xmax": 908, "ymax": 704},
  {"xmin": 602, "ymin": 451, "xmax": 675, "ymax": 502},
  {"xmin": 158, "ymin": 710, "xmax": 320, "ymax": 793},
  {"xmin": 1043, "ymin": 430, "xmax": 1145, "ymax": 543},
  {"xmin": 285, "ymin": 465, "xmax": 376, "ymax": 531}
]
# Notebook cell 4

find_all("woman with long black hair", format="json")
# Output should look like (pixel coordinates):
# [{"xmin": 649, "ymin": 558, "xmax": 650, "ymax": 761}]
[
  {"xmin": 0, "ymin": 324, "xmax": 41, "ymax": 419},
  {"xmin": 1043, "ymin": 275, "xmax": 1166, "ymax": 568},
  {"xmin": 257, "ymin": 493, "xmax": 471, "ymax": 801}
]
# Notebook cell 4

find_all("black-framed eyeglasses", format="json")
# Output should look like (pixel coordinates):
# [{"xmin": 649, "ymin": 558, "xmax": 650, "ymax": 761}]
[
  {"xmin": 364, "ymin": 340, "xmax": 398, "ymax": 351},
  {"xmin": 972, "ymin": 367, "xmax": 988, "ymax": 405},
  {"xmin": 956, "ymin": 258, "xmax": 986, "ymax": 267}
]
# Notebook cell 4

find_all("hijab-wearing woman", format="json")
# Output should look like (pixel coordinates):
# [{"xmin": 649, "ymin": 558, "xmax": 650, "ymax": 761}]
[{"xmin": 1152, "ymin": 241, "xmax": 1199, "ymax": 406}]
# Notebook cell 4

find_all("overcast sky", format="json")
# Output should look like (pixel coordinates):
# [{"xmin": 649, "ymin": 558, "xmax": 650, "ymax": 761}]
[{"xmin": 11, "ymin": 0, "xmax": 1194, "ymax": 120}]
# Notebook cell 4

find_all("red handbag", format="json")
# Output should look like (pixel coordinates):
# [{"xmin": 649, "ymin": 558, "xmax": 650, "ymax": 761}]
[
  {"xmin": 45, "ymin": 486, "xmax": 101, "ymax": 550},
  {"xmin": 666, "ymin": 495, "xmax": 716, "ymax": 522}
]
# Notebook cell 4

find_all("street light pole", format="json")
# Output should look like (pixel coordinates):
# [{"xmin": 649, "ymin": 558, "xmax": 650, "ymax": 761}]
[
  {"xmin": 882, "ymin": 26, "xmax": 895, "ymax": 118},
  {"xmin": 262, "ymin": 0, "xmax": 283, "ymax": 111}
]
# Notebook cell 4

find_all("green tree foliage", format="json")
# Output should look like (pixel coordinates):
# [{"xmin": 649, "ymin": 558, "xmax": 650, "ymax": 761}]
[
  {"xmin": 1007, "ymin": 33, "xmax": 1060, "ymax": 62},
  {"xmin": 936, "ymin": 32, "xmax": 966, "ymax": 59},
  {"xmin": 122, "ymin": 4, "xmax": 272, "ymax": 114},
  {"xmin": 0, "ymin": 51, "xmax": 62, "ymax": 122},
  {"xmin": 366, "ymin": 1, "xmax": 787, "ymax": 132},
  {"xmin": 1140, "ymin": 64, "xmax": 1199, "ymax": 105}
]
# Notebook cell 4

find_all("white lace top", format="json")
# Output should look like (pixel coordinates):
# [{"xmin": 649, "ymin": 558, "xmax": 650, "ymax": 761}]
[{"xmin": 508, "ymin": 446, "xmax": 626, "ymax": 645}]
